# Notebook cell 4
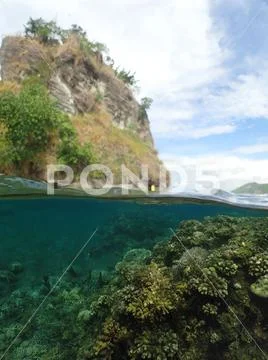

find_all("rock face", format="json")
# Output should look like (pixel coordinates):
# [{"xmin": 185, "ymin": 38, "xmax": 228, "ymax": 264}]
[{"xmin": 0, "ymin": 36, "xmax": 154, "ymax": 146}]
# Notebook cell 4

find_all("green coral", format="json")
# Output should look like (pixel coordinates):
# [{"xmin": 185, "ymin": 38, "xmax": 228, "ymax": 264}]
[
  {"xmin": 91, "ymin": 318, "xmax": 129, "ymax": 359},
  {"xmin": 202, "ymin": 303, "xmax": 218, "ymax": 316},
  {"xmin": 115, "ymin": 248, "xmax": 152, "ymax": 279},
  {"xmin": 117, "ymin": 262, "xmax": 177, "ymax": 321},
  {"xmin": 129, "ymin": 329, "xmax": 180, "ymax": 360},
  {"xmin": 1, "ymin": 216, "xmax": 268, "ymax": 360},
  {"xmin": 206, "ymin": 250, "xmax": 238, "ymax": 277},
  {"xmin": 190, "ymin": 267, "xmax": 228, "ymax": 297},
  {"xmin": 248, "ymin": 253, "xmax": 268, "ymax": 277},
  {"xmin": 86, "ymin": 217, "xmax": 268, "ymax": 360},
  {"xmin": 250, "ymin": 275, "xmax": 268, "ymax": 298}
]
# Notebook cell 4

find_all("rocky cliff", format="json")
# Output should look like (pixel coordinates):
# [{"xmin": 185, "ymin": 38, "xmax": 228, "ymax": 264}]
[
  {"xmin": 0, "ymin": 35, "xmax": 165, "ymax": 183},
  {"xmin": 0, "ymin": 35, "xmax": 154, "ymax": 146}
]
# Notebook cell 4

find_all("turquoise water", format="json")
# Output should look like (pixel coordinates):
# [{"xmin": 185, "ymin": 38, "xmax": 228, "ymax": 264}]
[
  {"xmin": 0, "ymin": 192, "xmax": 268, "ymax": 359},
  {"xmin": 1, "ymin": 197, "xmax": 266, "ymax": 284}
]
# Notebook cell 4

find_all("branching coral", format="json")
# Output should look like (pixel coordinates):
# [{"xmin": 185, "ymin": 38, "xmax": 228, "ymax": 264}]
[
  {"xmin": 248, "ymin": 253, "xmax": 268, "ymax": 277},
  {"xmin": 117, "ymin": 262, "xmax": 178, "ymax": 321},
  {"xmin": 206, "ymin": 250, "xmax": 238, "ymax": 277},
  {"xmin": 91, "ymin": 318, "xmax": 129, "ymax": 359},
  {"xmin": 189, "ymin": 267, "xmax": 228, "ymax": 298},
  {"xmin": 128, "ymin": 329, "xmax": 180, "ymax": 360}
]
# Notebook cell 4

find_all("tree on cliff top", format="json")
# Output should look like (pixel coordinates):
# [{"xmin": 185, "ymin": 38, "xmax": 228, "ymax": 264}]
[
  {"xmin": 24, "ymin": 17, "xmax": 61, "ymax": 44},
  {"xmin": 24, "ymin": 18, "xmax": 108, "ymax": 55}
]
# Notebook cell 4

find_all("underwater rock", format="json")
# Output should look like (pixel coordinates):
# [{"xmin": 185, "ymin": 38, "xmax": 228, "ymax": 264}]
[
  {"xmin": 96, "ymin": 272, "xmax": 105, "ymax": 288},
  {"xmin": 175, "ymin": 247, "xmax": 208, "ymax": 269},
  {"xmin": 172, "ymin": 247, "xmax": 208, "ymax": 279},
  {"xmin": 0, "ymin": 270, "xmax": 16, "ymax": 283},
  {"xmin": 250, "ymin": 275, "xmax": 268, "ymax": 298},
  {"xmin": 77, "ymin": 310, "xmax": 91, "ymax": 322},
  {"xmin": 9, "ymin": 262, "xmax": 23, "ymax": 274},
  {"xmin": 115, "ymin": 248, "xmax": 152, "ymax": 276},
  {"xmin": 39, "ymin": 275, "xmax": 53, "ymax": 295},
  {"xmin": 68, "ymin": 265, "xmax": 80, "ymax": 278},
  {"xmin": 91, "ymin": 270, "xmax": 111, "ymax": 286},
  {"xmin": 122, "ymin": 248, "xmax": 152, "ymax": 264}
]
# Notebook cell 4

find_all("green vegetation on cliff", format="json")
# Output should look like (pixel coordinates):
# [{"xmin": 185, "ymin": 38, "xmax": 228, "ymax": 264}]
[
  {"xmin": 0, "ymin": 78, "xmax": 94, "ymax": 178},
  {"xmin": 0, "ymin": 18, "xmax": 161, "ymax": 183},
  {"xmin": 24, "ymin": 18, "xmax": 140, "ymax": 88},
  {"xmin": 0, "ymin": 79, "xmax": 61, "ymax": 162}
]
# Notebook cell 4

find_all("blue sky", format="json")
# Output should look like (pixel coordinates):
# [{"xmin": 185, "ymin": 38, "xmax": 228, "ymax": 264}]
[{"xmin": 1, "ymin": 0, "xmax": 268, "ymax": 190}]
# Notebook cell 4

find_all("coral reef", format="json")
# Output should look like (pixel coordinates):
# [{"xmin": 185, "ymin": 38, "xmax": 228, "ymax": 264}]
[
  {"xmin": 85, "ymin": 216, "xmax": 268, "ymax": 360},
  {"xmin": 250, "ymin": 275, "xmax": 268, "ymax": 298},
  {"xmin": 0, "ymin": 216, "xmax": 267, "ymax": 360}
]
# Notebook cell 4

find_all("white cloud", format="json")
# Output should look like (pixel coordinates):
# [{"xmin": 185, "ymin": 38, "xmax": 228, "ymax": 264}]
[
  {"xmin": 152, "ymin": 123, "xmax": 236, "ymax": 139},
  {"xmin": 162, "ymin": 153, "xmax": 268, "ymax": 192},
  {"xmin": 234, "ymin": 143, "xmax": 268, "ymax": 154},
  {"xmin": 205, "ymin": 67, "xmax": 268, "ymax": 120},
  {"xmin": 189, "ymin": 124, "xmax": 236, "ymax": 138},
  {"xmin": 149, "ymin": 106, "xmax": 195, "ymax": 122}
]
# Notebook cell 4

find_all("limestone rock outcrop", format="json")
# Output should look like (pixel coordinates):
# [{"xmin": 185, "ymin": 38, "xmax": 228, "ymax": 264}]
[{"xmin": 0, "ymin": 36, "xmax": 154, "ymax": 146}]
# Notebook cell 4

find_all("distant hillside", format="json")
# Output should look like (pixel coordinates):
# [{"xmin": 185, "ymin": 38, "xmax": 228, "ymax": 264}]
[{"xmin": 233, "ymin": 182, "xmax": 268, "ymax": 194}]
